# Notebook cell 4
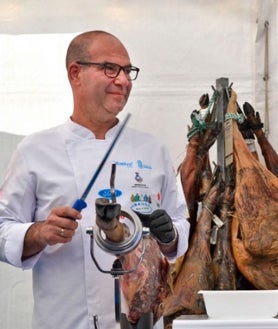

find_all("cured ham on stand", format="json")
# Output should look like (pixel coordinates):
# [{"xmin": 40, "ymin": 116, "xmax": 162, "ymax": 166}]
[{"xmin": 164, "ymin": 83, "xmax": 278, "ymax": 327}]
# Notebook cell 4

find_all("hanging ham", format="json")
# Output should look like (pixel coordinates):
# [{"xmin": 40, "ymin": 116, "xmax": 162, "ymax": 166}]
[
  {"xmin": 163, "ymin": 168, "xmax": 224, "ymax": 327},
  {"xmin": 228, "ymin": 90, "xmax": 278, "ymax": 289}
]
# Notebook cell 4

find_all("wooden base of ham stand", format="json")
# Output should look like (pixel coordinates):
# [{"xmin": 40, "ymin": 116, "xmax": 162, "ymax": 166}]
[{"xmin": 120, "ymin": 312, "xmax": 153, "ymax": 329}]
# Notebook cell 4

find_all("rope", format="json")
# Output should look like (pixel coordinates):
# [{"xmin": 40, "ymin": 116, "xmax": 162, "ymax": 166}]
[
  {"xmin": 187, "ymin": 90, "xmax": 217, "ymax": 140},
  {"xmin": 187, "ymin": 84, "xmax": 252, "ymax": 141},
  {"xmin": 225, "ymin": 112, "xmax": 245, "ymax": 124}
]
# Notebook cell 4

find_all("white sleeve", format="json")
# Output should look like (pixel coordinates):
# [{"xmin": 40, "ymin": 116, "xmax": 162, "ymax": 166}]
[{"xmin": 0, "ymin": 147, "xmax": 39, "ymax": 269}]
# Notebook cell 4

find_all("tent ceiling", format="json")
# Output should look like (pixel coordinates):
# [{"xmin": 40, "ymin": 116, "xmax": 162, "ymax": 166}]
[
  {"xmin": 0, "ymin": 4, "xmax": 277, "ymax": 329},
  {"xmin": 0, "ymin": 0, "xmax": 277, "ymax": 169},
  {"xmin": 0, "ymin": 0, "xmax": 258, "ymax": 34}
]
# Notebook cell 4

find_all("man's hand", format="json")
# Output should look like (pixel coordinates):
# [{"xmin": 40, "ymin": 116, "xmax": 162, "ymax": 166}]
[
  {"xmin": 22, "ymin": 206, "xmax": 82, "ymax": 259},
  {"xmin": 136, "ymin": 209, "xmax": 176, "ymax": 244}
]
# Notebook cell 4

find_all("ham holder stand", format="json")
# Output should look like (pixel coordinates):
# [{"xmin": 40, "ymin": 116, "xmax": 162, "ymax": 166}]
[{"xmin": 86, "ymin": 163, "xmax": 154, "ymax": 329}]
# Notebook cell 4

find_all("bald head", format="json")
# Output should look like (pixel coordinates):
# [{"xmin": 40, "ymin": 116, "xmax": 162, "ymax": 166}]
[{"xmin": 65, "ymin": 30, "xmax": 128, "ymax": 69}]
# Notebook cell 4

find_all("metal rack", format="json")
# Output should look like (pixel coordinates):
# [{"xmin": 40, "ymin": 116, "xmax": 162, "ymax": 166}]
[{"xmin": 215, "ymin": 77, "xmax": 230, "ymax": 179}]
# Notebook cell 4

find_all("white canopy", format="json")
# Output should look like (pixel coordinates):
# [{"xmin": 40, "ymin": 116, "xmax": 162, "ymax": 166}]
[{"xmin": 0, "ymin": 1, "xmax": 277, "ymax": 327}]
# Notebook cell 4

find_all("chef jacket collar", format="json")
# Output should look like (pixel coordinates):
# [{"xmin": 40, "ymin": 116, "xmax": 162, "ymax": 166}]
[{"xmin": 65, "ymin": 117, "xmax": 121, "ymax": 140}]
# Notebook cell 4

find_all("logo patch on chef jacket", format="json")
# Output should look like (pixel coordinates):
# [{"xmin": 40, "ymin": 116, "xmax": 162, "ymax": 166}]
[
  {"xmin": 98, "ymin": 188, "xmax": 122, "ymax": 199},
  {"xmin": 131, "ymin": 201, "xmax": 152, "ymax": 214},
  {"xmin": 134, "ymin": 172, "xmax": 143, "ymax": 183},
  {"xmin": 129, "ymin": 170, "xmax": 161, "ymax": 213},
  {"xmin": 130, "ymin": 192, "xmax": 161, "ymax": 214}
]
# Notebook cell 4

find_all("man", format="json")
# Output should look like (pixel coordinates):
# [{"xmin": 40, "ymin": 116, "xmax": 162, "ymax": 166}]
[{"xmin": 0, "ymin": 31, "xmax": 190, "ymax": 329}]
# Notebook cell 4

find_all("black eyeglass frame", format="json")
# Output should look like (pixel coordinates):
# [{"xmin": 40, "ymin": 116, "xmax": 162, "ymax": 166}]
[{"xmin": 76, "ymin": 61, "xmax": 140, "ymax": 81}]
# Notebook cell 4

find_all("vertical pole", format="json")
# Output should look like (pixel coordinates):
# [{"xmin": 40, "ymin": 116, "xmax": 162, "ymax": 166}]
[
  {"xmin": 215, "ymin": 77, "xmax": 229, "ymax": 179},
  {"xmin": 263, "ymin": 21, "xmax": 269, "ymax": 138}
]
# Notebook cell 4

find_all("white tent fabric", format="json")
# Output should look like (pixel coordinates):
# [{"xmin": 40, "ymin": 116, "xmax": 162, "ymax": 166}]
[{"xmin": 0, "ymin": 0, "xmax": 277, "ymax": 328}]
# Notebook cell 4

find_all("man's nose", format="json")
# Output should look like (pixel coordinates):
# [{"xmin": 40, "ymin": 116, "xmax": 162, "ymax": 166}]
[{"xmin": 114, "ymin": 68, "xmax": 131, "ymax": 85}]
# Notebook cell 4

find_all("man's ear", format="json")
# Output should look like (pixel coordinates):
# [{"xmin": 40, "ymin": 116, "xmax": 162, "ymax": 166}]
[{"xmin": 68, "ymin": 63, "xmax": 81, "ymax": 85}]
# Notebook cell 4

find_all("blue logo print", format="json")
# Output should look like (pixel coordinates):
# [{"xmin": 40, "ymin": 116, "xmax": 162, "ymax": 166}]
[
  {"xmin": 98, "ymin": 189, "xmax": 122, "ymax": 200},
  {"xmin": 137, "ymin": 160, "xmax": 152, "ymax": 169}
]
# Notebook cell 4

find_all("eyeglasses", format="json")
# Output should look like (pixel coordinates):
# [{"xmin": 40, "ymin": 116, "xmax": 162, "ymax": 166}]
[{"xmin": 76, "ymin": 61, "xmax": 140, "ymax": 81}]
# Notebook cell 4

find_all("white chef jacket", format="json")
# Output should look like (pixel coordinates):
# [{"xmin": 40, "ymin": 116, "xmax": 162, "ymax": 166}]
[{"xmin": 0, "ymin": 118, "xmax": 190, "ymax": 329}]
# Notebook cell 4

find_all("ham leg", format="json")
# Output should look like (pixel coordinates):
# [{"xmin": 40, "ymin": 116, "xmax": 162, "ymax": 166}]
[
  {"xmin": 119, "ymin": 236, "xmax": 172, "ymax": 325},
  {"xmin": 212, "ymin": 165, "xmax": 237, "ymax": 290},
  {"xmin": 228, "ymin": 90, "xmax": 278, "ymax": 289},
  {"xmin": 243, "ymin": 102, "xmax": 278, "ymax": 177},
  {"xmin": 163, "ymin": 167, "xmax": 224, "ymax": 325}
]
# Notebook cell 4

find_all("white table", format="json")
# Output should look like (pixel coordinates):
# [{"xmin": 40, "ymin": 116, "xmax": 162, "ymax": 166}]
[{"xmin": 172, "ymin": 315, "xmax": 278, "ymax": 329}]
